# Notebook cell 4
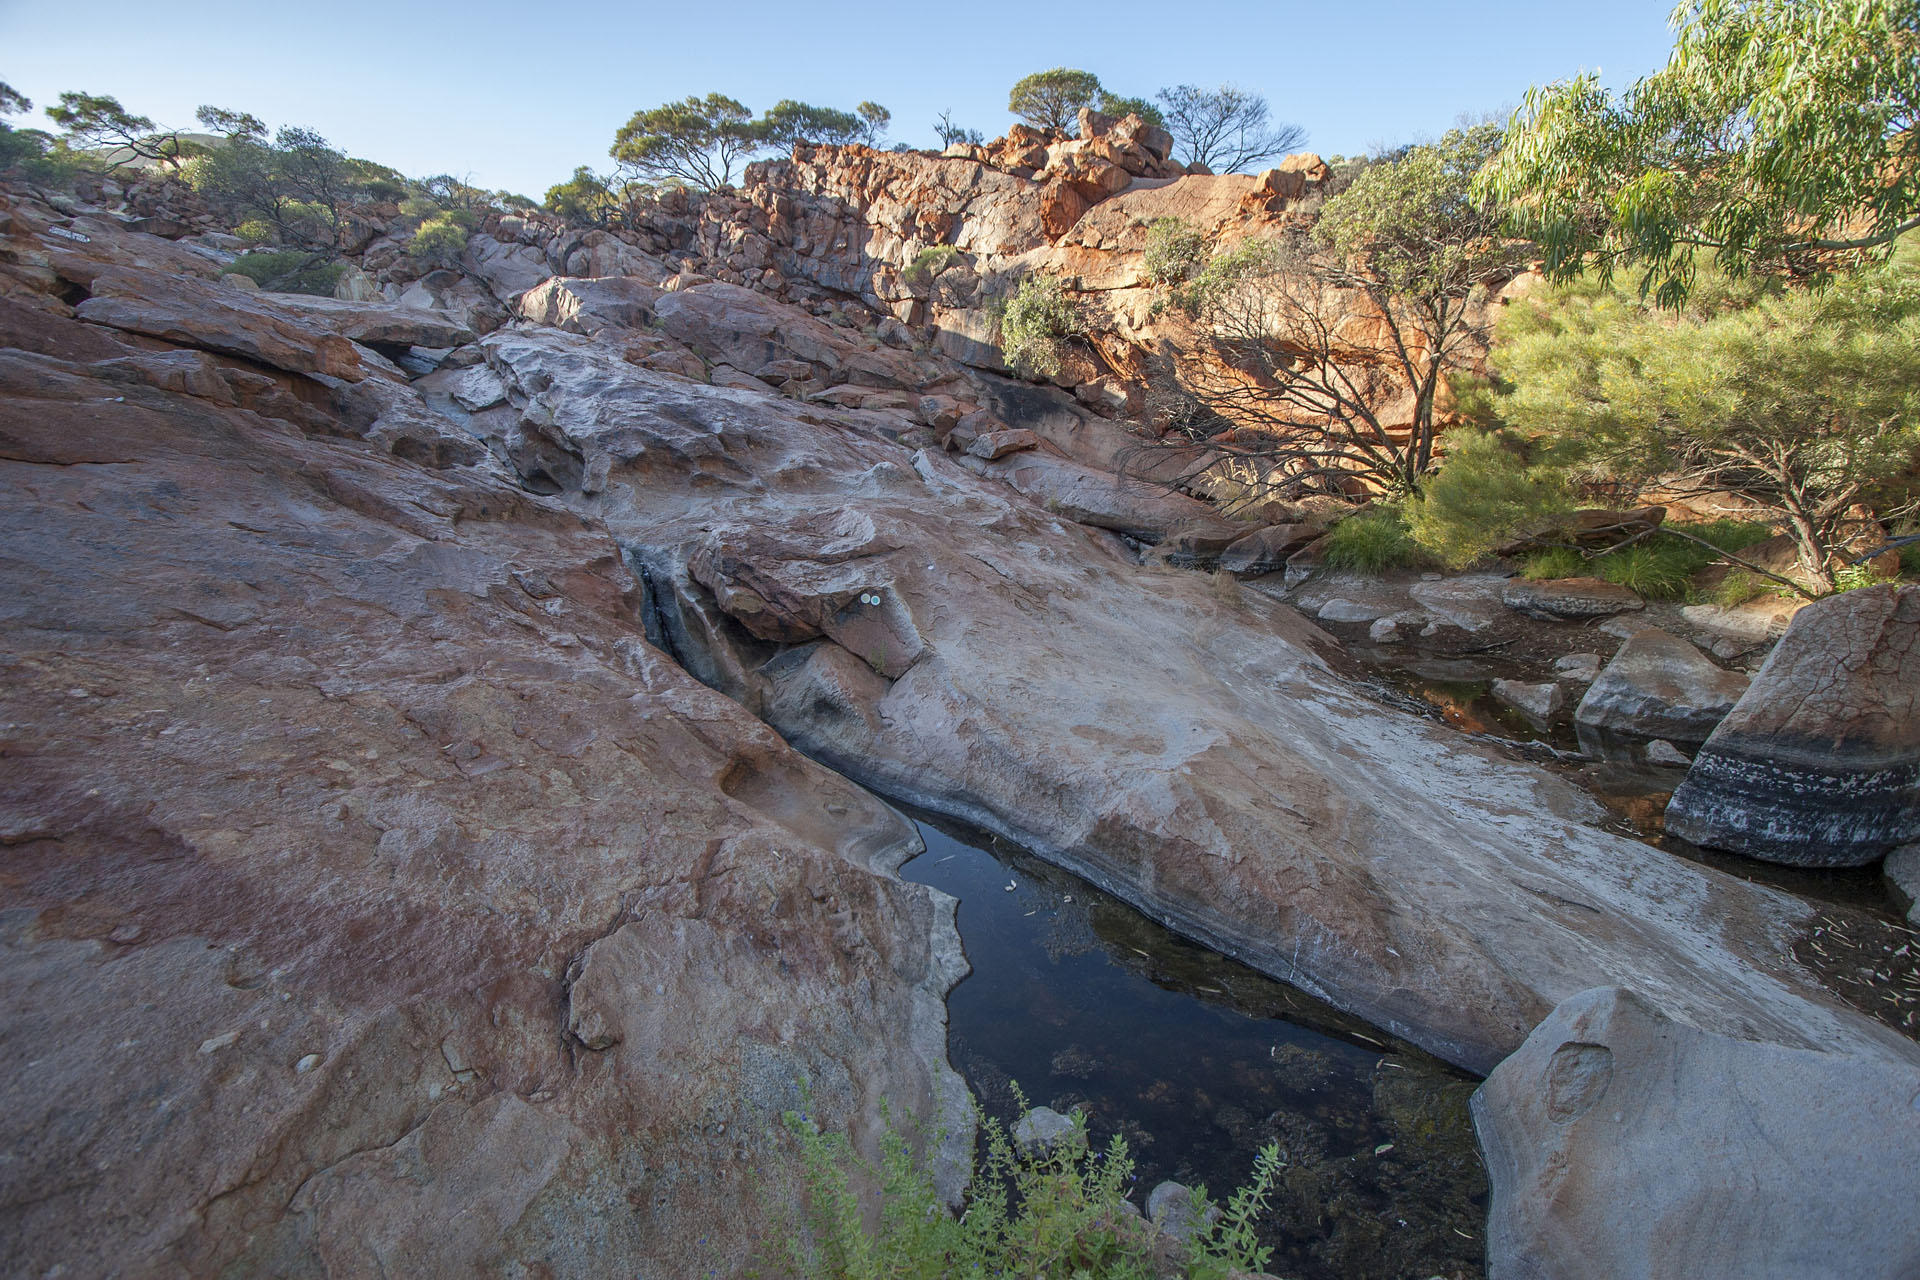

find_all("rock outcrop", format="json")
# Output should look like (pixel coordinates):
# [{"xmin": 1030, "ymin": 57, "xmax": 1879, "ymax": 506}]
[
  {"xmin": 1474, "ymin": 987, "xmax": 1920, "ymax": 1280},
  {"xmin": 1666, "ymin": 585, "xmax": 1920, "ymax": 866},
  {"xmin": 0, "ymin": 209, "xmax": 969, "ymax": 1277},
  {"xmin": 475, "ymin": 325, "xmax": 1908, "ymax": 1078}
]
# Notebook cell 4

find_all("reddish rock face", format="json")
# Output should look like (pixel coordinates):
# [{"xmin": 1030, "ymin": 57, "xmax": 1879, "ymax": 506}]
[
  {"xmin": 1667, "ymin": 584, "xmax": 1920, "ymax": 866},
  {"xmin": 0, "ymin": 217, "xmax": 967, "ymax": 1278}
]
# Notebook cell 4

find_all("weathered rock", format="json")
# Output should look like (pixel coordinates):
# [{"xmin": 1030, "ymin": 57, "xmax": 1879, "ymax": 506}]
[
  {"xmin": 74, "ymin": 266, "xmax": 367, "ymax": 381},
  {"xmin": 1666, "ymin": 585, "xmax": 1920, "ymax": 867},
  {"xmin": 514, "ymin": 274, "xmax": 661, "ymax": 336},
  {"xmin": 1574, "ymin": 628, "xmax": 1749, "ymax": 752},
  {"xmin": 1553, "ymin": 652, "xmax": 1605, "ymax": 685},
  {"xmin": 485, "ymin": 329, "xmax": 1908, "ymax": 1078},
  {"xmin": 261, "ymin": 292, "xmax": 478, "ymax": 350},
  {"xmin": 1491, "ymin": 679, "xmax": 1566, "ymax": 729},
  {"xmin": 1146, "ymin": 1181, "xmax": 1221, "ymax": 1244},
  {"xmin": 966, "ymin": 427, "xmax": 1040, "ymax": 460},
  {"xmin": 461, "ymin": 232, "xmax": 553, "ymax": 299},
  {"xmin": 1218, "ymin": 523, "xmax": 1324, "ymax": 575},
  {"xmin": 1501, "ymin": 577, "xmax": 1644, "ymax": 620},
  {"xmin": 654, "ymin": 282, "xmax": 919, "ymax": 389},
  {"xmin": 1644, "ymin": 739, "xmax": 1692, "ymax": 768},
  {"xmin": 0, "ymin": 276, "xmax": 969, "ymax": 1274},
  {"xmin": 1012, "ymin": 1106, "xmax": 1083, "ymax": 1156},
  {"xmin": 1473, "ymin": 986, "xmax": 1920, "ymax": 1280}
]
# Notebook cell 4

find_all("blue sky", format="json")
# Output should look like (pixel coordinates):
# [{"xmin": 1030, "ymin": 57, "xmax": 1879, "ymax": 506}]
[{"xmin": 2, "ymin": 0, "xmax": 1678, "ymax": 198}]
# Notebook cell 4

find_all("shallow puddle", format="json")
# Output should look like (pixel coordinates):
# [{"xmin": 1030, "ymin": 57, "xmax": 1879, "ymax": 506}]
[{"xmin": 900, "ymin": 811, "xmax": 1487, "ymax": 1280}]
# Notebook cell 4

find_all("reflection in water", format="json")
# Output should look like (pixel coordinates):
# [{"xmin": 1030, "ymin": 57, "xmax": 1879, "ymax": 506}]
[{"xmin": 901, "ymin": 812, "xmax": 1487, "ymax": 1280}]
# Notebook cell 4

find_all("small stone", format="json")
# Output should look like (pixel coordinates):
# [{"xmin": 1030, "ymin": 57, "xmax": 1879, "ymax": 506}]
[
  {"xmin": 295, "ymin": 1053, "xmax": 321, "ymax": 1073},
  {"xmin": 1553, "ymin": 653, "xmax": 1605, "ymax": 685},
  {"xmin": 1011, "ymin": 1106, "xmax": 1084, "ymax": 1156},
  {"xmin": 1492, "ymin": 679, "xmax": 1566, "ymax": 729},
  {"xmin": 1644, "ymin": 740, "xmax": 1691, "ymax": 768},
  {"xmin": 1146, "ymin": 1181, "xmax": 1221, "ymax": 1243}
]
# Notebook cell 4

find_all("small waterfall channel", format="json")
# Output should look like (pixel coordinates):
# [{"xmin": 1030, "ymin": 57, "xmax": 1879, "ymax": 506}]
[{"xmin": 899, "ymin": 807, "xmax": 1488, "ymax": 1280}]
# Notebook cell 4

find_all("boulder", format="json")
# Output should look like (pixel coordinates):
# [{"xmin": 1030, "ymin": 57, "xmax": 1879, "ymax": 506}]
[
  {"xmin": 513, "ymin": 274, "xmax": 660, "ymax": 335},
  {"xmin": 1146, "ymin": 1181, "xmax": 1221, "ymax": 1243},
  {"xmin": 1645, "ymin": 739, "xmax": 1692, "ymax": 768},
  {"xmin": 1552, "ymin": 653, "xmax": 1605, "ymax": 685},
  {"xmin": 966, "ymin": 427, "xmax": 1041, "ymax": 460},
  {"xmin": 1501, "ymin": 577, "xmax": 1644, "ymax": 621},
  {"xmin": 1492, "ymin": 679, "xmax": 1566, "ymax": 729},
  {"xmin": 1574, "ymin": 628, "xmax": 1749, "ymax": 753},
  {"xmin": 461, "ymin": 232, "xmax": 553, "ymax": 299},
  {"xmin": 1217, "ymin": 523, "xmax": 1324, "ymax": 575},
  {"xmin": 1665, "ymin": 585, "xmax": 1920, "ymax": 867},
  {"xmin": 1473, "ymin": 987, "xmax": 1920, "ymax": 1280},
  {"xmin": 1886, "ymin": 843, "xmax": 1920, "ymax": 925},
  {"xmin": 1012, "ymin": 1106, "xmax": 1083, "ymax": 1156}
]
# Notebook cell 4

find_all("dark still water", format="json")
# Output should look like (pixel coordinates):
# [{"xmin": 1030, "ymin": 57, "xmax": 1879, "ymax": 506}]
[{"xmin": 899, "ymin": 812, "xmax": 1488, "ymax": 1280}]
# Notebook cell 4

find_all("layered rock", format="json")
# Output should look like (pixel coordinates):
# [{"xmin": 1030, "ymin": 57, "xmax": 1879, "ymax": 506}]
[
  {"xmin": 0, "ymin": 224, "xmax": 968, "ymax": 1276},
  {"xmin": 1666, "ymin": 585, "xmax": 1920, "ymax": 867},
  {"xmin": 1474, "ymin": 987, "xmax": 1920, "ymax": 1280}
]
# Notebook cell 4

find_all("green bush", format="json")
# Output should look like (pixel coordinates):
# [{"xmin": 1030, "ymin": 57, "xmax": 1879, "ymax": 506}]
[
  {"xmin": 1521, "ymin": 547, "xmax": 1587, "ymax": 580},
  {"xmin": 779, "ymin": 1102, "xmax": 1281, "ymax": 1280},
  {"xmin": 409, "ymin": 215, "xmax": 470, "ymax": 263},
  {"xmin": 998, "ymin": 274, "xmax": 1082, "ymax": 379},
  {"xmin": 1592, "ymin": 542, "xmax": 1700, "ymax": 599},
  {"xmin": 225, "ymin": 250, "xmax": 345, "ymax": 295},
  {"xmin": 1404, "ymin": 430, "xmax": 1574, "ymax": 568},
  {"xmin": 1143, "ymin": 217, "xmax": 1207, "ymax": 287},
  {"xmin": 1901, "ymin": 540, "xmax": 1920, "ymax": 577},
  {"xmin": 1321, "ymin": 505, "xmax": 1434, "ymax": 575},
  {"xmin": 904, "ymin": 244, "xmax": 962, "ymax": 287}
]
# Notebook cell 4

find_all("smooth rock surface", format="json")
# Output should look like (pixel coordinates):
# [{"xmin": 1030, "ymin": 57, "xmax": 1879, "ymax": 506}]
[
  {"xmin": 1574, "ymin": 628, "xmax": 1749, "ymax": 752},
  {"xmin": 1492, "ymin": 679, "xmax": 1566, "ymax": 728},
  {"xmin": 481, "ymin": 327, "xmax": 1911, "ymax": 1076},
  {"xmin": 1666, "ymin": 585, "xmax": 1920, "ymax": 867},
  {"xmin": 1473, "ymin": 986, "xmax": 1920, "ymax": 1280}
]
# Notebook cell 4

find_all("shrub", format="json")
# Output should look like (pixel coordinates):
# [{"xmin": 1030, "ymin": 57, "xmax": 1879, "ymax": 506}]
[
  {"xmin": 1593, "ymin": 542, "xmax": 1700, "ymax": 599},
  {"xmin": 778, "ymin": 1101, "xmax": 1282, "ymax": 1280},
  {"xmin": 1404, "ymin": 430, "xmax": 1574, "ymax": 569},
  {"xmin": 1143, "ymin": 217, "xmax": 1207, "ymax": 287},
  {"xmin": 904, "ymin": 244, "xmax": 961, "ymax": 287},
  {"xmin": 409, "ymin": 215, "xmax": 469, "ymax": 264},
  {"xmin": 1902, "ymin": 540, "xmax": 1920, "ymax": 577},
  {"xmin": 1522, "ymin": 546, "xmax": 1587, "ymax": 580},
  {"xmin": 1321, "ymin": 505, "xmax": 1434, "ymax": 575},
  {"xmin": 224, "ymin": 250, "xmax": 345, "ymax": 295},
  {"xmin": 998, "ymin": 274, "xmax": 1082, "ymax": 379}
]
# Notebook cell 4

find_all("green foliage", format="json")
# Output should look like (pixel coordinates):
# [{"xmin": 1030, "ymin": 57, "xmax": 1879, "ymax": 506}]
[
  {"xmin": 998, "ymin": 275, "xmax": 1082, "ymax": 379},
  {"xmin": 1008, "ymin": 68, "xmax": 1103, "ymax": 134},
  {"xmin": 778, "ymin": 1102, "xmax": 1280, "ymax": 1280},
  {"xmin": 1321, "ymin": 506, "xmax": 1434, "ymax": 575},
  {"xmin": 194, "ymin": 105, "xmax": 266, "ymax": 142},
  {"xmin": 1521, "ymin": 546, "xmax": 1587, "ymax": 580},
  {"xmin": 905, "ymin": 244, "xmax": 962, "ymax": 286},
  {"xmin": 1491, "ymin": 250, "xmax": 1920, "ymax": 592},
  {"xmin": 545, "ymin": 165, "xmax": 627, "ymax": 224},
  {"xmin": 224, "ymin": 250, "xmax": 344, "ymax": 295},
  {"xmin": 46, "ymin": 90, "xmax": 184, "ymax": 170},
  {"xmin": 408, "ymin": 215, "xmax": 469, "ymax": 263},
  {"xmin": 1405, "ymin": 431, "xmax": 1575, "ymax": 568},
  {"xmin": 611, "ymin": 93, "xmax": 759, "ymax": 190},
  {"xmin": 1481, "ymin": 0, "xmax": 1920, "ymax": 303},
  {"xmin": 1314, "ymin": 123, "xmax": 1510, "ymax": 301},
  {"xmin": 1143, "ymin": 218, "xmax": 1207, "ymax": 287},
  {"xmin": 0, "ymin": 82, "xmax": 28, "ymax": 117},
  {"xmin": 1095, "ymin": 92, "xmax": 1165, "ymax": 129},
  {"xmin": 760, "ymin": 100, "xmax": 869, "ymax": 149},
  {"xmin": 1902, "ymin": 540, "xmax": 1920, "ymax": 576},
  {"xmin": 1593, "ymin": 541, "xmax": 1701, "ymax": 599},
  {"xmin": 185, "ymin": 124, "xmax": 372, "ymax": 251},
  {"xmin": 1154, "ymin": 84, "xmax": 1305, "ymax": 173},
  {"xmin": 855, "ymin": 102, "xmax": 891, "ymax": 145},
  {"xmin": 1833, "ymin": 561, "xmax": 1900, "ymax": 592}
]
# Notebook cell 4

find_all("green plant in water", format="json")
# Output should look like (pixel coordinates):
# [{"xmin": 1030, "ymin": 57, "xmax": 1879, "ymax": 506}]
[
  {"xmin": 1321, "ymin": 505, "xmax": 1433, "ymax": 575},
  {"xmin": 777, "ymin": 1097, "xmax": 1282, "ymax": 1280}
]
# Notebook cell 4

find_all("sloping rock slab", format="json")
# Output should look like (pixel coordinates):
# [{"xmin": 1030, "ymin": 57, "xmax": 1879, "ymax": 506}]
[
  {"xmin": 480, "ymin": 328, "xmax": 1915, "ymax": 1077},
  {"xmin": 262, "ymin": 292, "xmax": 477, "ymax": 349},
  {"xmin": 955, "ymin": 446, "xmax": 1229, "ymax": 544},
  {"xmin": 74, "ymin": 266, "xmax": 367, "ymax": 381},
  {"xmin": 1667, "ymin": 585, "xmax": 1920, "ymax": 867},
  {"xmin": 1474, "ymin": 986, "xmax": 1920, "ymax": 1280},
  {"xmin": 1575, "ymin": 627, "xmax": 1749, "ymax": 752},
  {"xmin": 0, "ymin": 330, "xmax": 968, "ymax": 1276}
]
